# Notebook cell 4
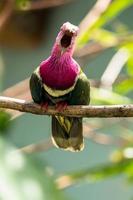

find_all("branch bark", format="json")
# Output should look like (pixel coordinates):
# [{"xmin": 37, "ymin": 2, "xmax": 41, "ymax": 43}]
[{"xmin": 0, "ymin": 96, "xmax": 133, "ymax": 118}]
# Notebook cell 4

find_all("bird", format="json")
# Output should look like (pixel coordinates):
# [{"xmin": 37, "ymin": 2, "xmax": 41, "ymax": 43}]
[{"xmin": 29, "ymin": 22, "xmax": 90, "ymax": 152}]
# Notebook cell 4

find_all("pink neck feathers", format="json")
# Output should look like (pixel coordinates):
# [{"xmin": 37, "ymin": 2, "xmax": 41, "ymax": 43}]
[{"xmin": 39, "ymin": 49, "xmax": 79, "ymax": 90}]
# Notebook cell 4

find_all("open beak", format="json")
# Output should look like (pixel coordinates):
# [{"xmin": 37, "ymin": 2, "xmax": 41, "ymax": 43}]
[
  {"xmin": 60, "ymin": 22, "xmax": 79, "ymax": 50},
  {"xmin": 60, "ymin": 30, "xmax": 74, "ymax": 48}
]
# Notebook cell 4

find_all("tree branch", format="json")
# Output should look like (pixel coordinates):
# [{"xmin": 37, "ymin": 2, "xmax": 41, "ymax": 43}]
[
  {"xmin": 100, "ymin": 48, "xmax": 129, "ymax": 89},
  {"xmin": 17, "ymin": 139, "xmax": 53, "ymax": 154},
  {"xmin": 0, "ymin": 0, "xmax": 14, "ymax": 30},
  {"xmin": 18, "ymin": 130, "xmax": 129, "ymax": 154},
  {"xmin": 28, "ymin": 0, "xmax": 73, "ymax": 10},
  {"xmin": 0, "ymin": 96, "xmax": 133, "ymax": 118},
  {"xmin": 56, "ymin": 158, "xmax": 133, "ymax": 189}
]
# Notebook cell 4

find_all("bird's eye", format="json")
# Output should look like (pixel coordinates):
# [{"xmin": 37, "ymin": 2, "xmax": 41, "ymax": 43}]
[{"xmin": 61, "ymin": 34, "xmax": 72, "ymax": 48}]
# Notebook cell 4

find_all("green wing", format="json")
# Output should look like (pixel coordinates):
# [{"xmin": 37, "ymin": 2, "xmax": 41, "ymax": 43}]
[
  {"xmin": 30, "ymin": 71, "xmax": 51, "ymax": 104},
  {"xmin": 69, "ymin": 71, "xmax": 90, "ymax": 105}
]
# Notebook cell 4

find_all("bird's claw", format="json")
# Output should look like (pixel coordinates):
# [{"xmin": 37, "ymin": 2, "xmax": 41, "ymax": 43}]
[
  {"xmin": 41, "ymin": 102, "xmax": 49, "ymax": 111},
  {"xmin": 56, "ymin": 102, "xmax": 68, "ymax": 112}
]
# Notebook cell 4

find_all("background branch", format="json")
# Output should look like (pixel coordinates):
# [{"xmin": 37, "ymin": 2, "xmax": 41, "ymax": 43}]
[
  {"xmin": 100, "ymin": 48, "xmax": 129, "ymax": 89},
  {"xmin": 78, "ymin": 0, "xmax": 112, "ymax": 38},
  {"xmin": 17, "ymin": 139, "xmax": 53, "ymax": 154},
  {"xmin": 18, "ymin": 127, "xmax": 129, "ymax": 154},
  {"xmin": 0, "ymin": 96, "xmax": 133, "ymax": 118},
  {"xmin": 0, "ymin": 0, "xmax": 14, "ymax": 30},
  {"xmin": 28, "ymin": 0, "xmax": 73, "ymax": 10}
]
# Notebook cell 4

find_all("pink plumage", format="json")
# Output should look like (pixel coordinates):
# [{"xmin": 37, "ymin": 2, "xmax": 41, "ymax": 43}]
[{"xmin": 39, "ymin": 22, "xmax": 80, "ymax": 90}]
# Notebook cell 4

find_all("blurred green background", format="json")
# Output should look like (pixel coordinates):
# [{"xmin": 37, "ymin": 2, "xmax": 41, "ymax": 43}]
[{"xmin": 0, "ymin": 0, "xmax": 133, "ymax": 200}]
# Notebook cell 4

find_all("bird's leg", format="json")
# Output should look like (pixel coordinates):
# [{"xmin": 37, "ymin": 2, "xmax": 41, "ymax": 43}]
[
  {"xmin": 40, "ymin": 102, "xmax": 49, "ymax": 111},
  {"xmin": 55, "ymin": 101, "xmax": 68, "ymax": 111}
]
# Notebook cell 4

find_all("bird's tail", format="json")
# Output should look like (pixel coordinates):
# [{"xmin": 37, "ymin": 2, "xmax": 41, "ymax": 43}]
[{"xmin": 52, "ymin": 116, "xmax": 84, "ymax": 152}]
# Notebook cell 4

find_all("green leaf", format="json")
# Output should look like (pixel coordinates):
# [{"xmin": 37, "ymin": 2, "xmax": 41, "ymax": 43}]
[
  {"xmin": 91, "ymin": 87, "xmax": 132, "ymax": 105},
  {"xmin": 0, "ymin": 137, "xmax": 68, "ymax": 200},
  {"xmin": 15, "ymin": 0, "xmax": 31, "ymax": 10},
  {"xmin": 0, "ymin": 111, "xmax": 11, "ymax": 133},
  {"xmin": 77, "ymin": 0, "xmax": 133, "ymax": 47},
  {"xmin": 114, "ymin": 78, "xmax": 133, "ymax": 94},
  {"xmin": 124, "ymin": 43, "xmax": 133, "ymax": 76},
  {"xmin": 127, "ymin": 57, "xmax": 133, "ymax": 76},
  {"xmin": 91, "ymin": 29, "xmax": 118, "ymax": 47}
]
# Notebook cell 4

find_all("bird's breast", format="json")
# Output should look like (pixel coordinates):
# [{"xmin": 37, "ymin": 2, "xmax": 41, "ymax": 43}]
[{"xmin": 40, "ymin": 60, "xmax": 79, "ymax": 90}]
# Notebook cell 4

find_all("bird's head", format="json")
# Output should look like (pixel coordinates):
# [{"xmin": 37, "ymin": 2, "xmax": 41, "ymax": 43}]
[{"xmin": 52, "ymin": 22, "xmax": 79, "ymax": 56}]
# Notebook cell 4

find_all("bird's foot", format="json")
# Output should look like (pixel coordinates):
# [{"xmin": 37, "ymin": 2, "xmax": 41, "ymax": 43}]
[
  {"xmin": 56, "ymin": 102, "xmax": 68, "ymax": 112},
  {"xmin": 40, "ymin": 102, "xmax": 49, "ymax": 111}
]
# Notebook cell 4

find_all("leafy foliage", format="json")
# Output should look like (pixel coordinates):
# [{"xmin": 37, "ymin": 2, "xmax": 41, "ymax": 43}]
[
  {"xmin": 77, "ymin": 0, "xmax": 133, "ymax": 47},
  {"xmin": 0, "ymin": 111, "xmax": 11, "ymax": 133},
  {"xmin": 0, "ymin": 137, "xmax": 68, "ymax": 200},
  {"xmin": 57, "ymin": 147, "xmax": 133, "ymax": 188},
  {"xmin": 91, "ymin": 87, "xmax": 132, "ymax": 104},
  {"xmin": 15, "ymin": 0, "xmax": 31, "ymax": 10},
  {"xmin": 65, "ymin": 158, "xmax": 133, "ymax": 184}
]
